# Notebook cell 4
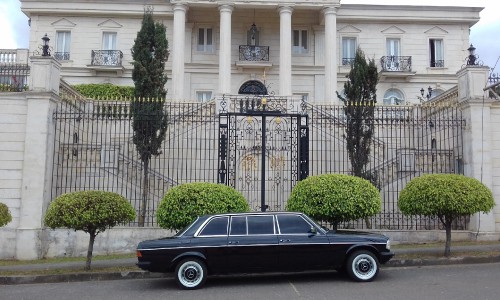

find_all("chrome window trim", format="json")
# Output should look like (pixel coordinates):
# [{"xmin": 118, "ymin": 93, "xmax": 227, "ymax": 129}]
[
  {"xmin": 276, "ymin": 213, "xmax": 326, "ymax": 235},
  {"xmin": 195, "ymin": 216, "xmax": 229, "ymax": 237}
]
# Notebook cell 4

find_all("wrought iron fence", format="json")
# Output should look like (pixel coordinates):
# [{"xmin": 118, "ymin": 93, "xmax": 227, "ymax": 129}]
[
  {"xmin": 52, "ymin": 96, "xmax": 466, "ymax": 230},
  {"xmin": 0, "ymin": 63, "xmax": 29, "ymax": 92}
]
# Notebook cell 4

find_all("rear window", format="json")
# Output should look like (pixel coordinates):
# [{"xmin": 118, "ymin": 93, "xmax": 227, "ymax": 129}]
[{"xmin": 199, "ymin": 217, "xmax": 229, "ymax": 236}]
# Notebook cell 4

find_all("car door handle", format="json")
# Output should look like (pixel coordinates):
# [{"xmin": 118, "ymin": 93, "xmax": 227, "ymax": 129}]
[
  {"xmin": 228, "ymin": 241, "xmax": 239, "ymax": 245},
  {"xmin": 279, "ymin": 239, "xmax": 291, "ymax": 243}
]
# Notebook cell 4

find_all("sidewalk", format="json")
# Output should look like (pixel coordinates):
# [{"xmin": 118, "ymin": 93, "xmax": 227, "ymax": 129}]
[{"xmin": 1, "ymin": 243, "xmax": 500, "ymax": 285}]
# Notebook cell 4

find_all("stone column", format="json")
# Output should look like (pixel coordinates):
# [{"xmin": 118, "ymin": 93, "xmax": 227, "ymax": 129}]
[
  {"xmin": 323, "ymin": 6, "xmax": 338, "ymax": 104},
  {"xmin": 218, "ymin": 4, "xmax": 233, "ymax": 95},
  {"xmin": 16, "ymin": 56, "xmax": 60, "ymax": 259},
  {"xmin": 278, "ymin": 6, "xmax": 293, "ymax": 96},
  {"xmin": 457, "ymin": 66, "xmax": 497, "ymax": 233},
  {"xmin": 172, "ymin": 4, "xmax": 188, "ymax": 100}
]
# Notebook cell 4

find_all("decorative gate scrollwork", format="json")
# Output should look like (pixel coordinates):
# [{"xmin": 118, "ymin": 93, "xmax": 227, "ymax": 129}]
[{"xmin": 218, "ymin": 96, "xmax": 309, "ymax": 212}]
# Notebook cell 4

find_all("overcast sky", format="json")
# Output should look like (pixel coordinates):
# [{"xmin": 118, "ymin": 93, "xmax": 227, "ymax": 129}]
[{"xmin": 1, "ymin": 0, "xmax": 498, "ymax": 71}]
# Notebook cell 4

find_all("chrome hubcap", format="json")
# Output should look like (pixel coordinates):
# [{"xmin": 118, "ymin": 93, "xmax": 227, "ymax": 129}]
[
  {"xmin": 352, "ymin": 254, "xmax": 376, "ymax": 280},
  {"xmin": 178, "ymin": 261, "xmax": 203, "ymax": 287}
]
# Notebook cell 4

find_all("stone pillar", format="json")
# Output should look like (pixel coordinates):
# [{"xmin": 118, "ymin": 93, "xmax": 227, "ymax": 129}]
[
  {"xmin": 172, "ymin": 4, "xmax": 188, "ymax": 100},
  {"xmin": 278, "ymin": 6, "xmax": 293, "ymax": 96},
  {"xmin": 218, "ymin": 4, "xmax": 233, "ymax": 95},
  {"xmin": 323, "ymin": 6, "xmax": 338, "ymax": 104},
  {"xmin": 16, "ymin": 56, "xmax": 60, "ymax": 259},
  {"xmin": 457, "ymin": 66, "xmax": 497, "ymax": 233}
]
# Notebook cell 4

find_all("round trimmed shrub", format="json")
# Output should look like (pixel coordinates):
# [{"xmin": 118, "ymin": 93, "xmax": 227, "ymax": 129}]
[
  {"xmin": 45, "ymin": 190, "xmax": 136, "ymax": 233},
  {"xmin": 286, "ymin": 174, "xmax": 381, "ymax": 229},
  {"xmin": 399, "ymin": 174, "xmax": 495, "ymax": 256},
  {"xmin": 0, "ymin": 202, "xmax": 12, "ymax": 227},
  {"xmin": 157, "ymin": 182, "xmax": 250, "ymax": 230},
  {"xmin": 44, "ymin": 190, "xmax": 135, "ymax": 270},
  {"xmin": 399, "ymin": 174, "xmax": 494, "ymax": 217}
]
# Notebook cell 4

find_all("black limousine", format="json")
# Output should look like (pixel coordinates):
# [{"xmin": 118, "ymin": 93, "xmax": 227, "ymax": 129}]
[{"xmin": 136, "ymin": 212, "xmax": 394, "ymax": 289}]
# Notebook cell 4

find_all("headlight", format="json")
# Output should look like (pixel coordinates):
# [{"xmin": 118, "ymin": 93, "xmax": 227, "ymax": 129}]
[{"xmin": 386, "ymin": 239, "xmax": 391, "ymax": 250}]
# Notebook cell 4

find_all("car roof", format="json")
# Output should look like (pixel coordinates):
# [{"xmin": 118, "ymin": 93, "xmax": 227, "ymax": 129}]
[{"xmin": 200, "ymin": 211, "xmax": 304, "ymax": 218}]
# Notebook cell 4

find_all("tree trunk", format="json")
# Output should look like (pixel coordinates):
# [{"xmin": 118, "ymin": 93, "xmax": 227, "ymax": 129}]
[
  {"xmin": 364, "ymin": 217, "xmax": 372, "ymax": 229},
  {"xmin": 138, "ymin": 158, "xmax": 149, "ymax": 227},
  {"xmin": 85, "ymin": 232, "xmax": 96, "ymax": 271},
  {"xmin": 444, "ymin": 219, "xmax": 452, "ymax": 257}
]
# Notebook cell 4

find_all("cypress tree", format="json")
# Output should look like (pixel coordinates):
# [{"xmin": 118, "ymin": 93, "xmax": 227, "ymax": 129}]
[
  {"xmin": 131, "ymin": 7, "xmax": 169, "ymax": 226},
  {"xmin": 337, "ymin": 47, "xmax": 378, "ymax": 228}
]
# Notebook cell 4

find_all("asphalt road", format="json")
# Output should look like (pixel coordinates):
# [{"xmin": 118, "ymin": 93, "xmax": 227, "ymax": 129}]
[{"xmin": 2, "ymin": 263, "xmax": 500, "ymax": 300}]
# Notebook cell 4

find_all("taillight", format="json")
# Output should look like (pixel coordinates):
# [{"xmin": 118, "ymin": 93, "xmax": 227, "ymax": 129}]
[{"xmin": 136, "ymin": 250, "xmax": 142, "ymax": 258}]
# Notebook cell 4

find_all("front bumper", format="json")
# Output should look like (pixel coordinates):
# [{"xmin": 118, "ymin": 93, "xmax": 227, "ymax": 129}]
[{"xmin": 379, "ymin": 251, "xmax": 395, "ymax": 264}]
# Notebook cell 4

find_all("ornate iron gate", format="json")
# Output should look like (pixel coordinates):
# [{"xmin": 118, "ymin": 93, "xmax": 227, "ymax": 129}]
[{"xmin": 218, "ymin": 97, "xmax": 308, "ymax": 212}]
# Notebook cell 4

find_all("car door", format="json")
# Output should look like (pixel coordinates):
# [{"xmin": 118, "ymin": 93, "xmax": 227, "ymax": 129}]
[
  {"xmin": 225, "ymin": 215, "xmax": 279, "ymax": 273},
  {"xmin": 277, "ymin": 214, "xmax": 334, "ymax": 272},
  {"xmin": 194, "ymin": 216, "xmax": 229, "ymax": 273}
]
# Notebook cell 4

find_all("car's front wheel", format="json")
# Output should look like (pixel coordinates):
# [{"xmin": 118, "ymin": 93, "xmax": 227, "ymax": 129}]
[
  {"xmin": 175, "ymin": 258, "xmax": 207, "ymax": 289},
  {"xmin": 346, "ymin": 250, "xmax": 379, "ymax": 282}
]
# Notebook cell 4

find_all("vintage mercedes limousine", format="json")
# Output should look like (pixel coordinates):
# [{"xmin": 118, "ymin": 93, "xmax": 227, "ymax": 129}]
[{"xmin": 136, "ymin": 212, "xmax": 394, "ymax": 289}]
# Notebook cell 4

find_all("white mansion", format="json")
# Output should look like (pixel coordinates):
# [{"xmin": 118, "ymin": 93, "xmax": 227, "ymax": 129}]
[{"xmin": 21, "ymin": 0, "xmax": 482, "ymax": 103}]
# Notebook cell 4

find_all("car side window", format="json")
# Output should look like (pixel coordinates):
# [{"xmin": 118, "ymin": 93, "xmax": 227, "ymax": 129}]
[
  {"xmin": 199, "ymin": 217, "xmax": 229, "ymax": 236},
  {"xmin": 277, "ymin": 215, "xmax": 313, "ymax": 234},
  {"xmin": 230, "ymin": 216, "xmax": 247, "ymax": 235},
  {"xmin": 247, "ymin": 216, "xmax": 274, "ymax": 235}
]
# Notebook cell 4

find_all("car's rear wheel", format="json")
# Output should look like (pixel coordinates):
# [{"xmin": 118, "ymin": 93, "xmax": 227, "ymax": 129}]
[
  {"xmin": 346, "ymin": 250, "xmax": 379, "ymax": 282},
  {"xmin": 175, "ymin": 258, "xmax": 207, "ymax": 289}
]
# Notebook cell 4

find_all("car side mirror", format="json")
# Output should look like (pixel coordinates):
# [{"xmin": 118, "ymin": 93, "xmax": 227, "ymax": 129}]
[{"xmin": 309, "ymin": 227, "xmax": 317, "ymax": 235}]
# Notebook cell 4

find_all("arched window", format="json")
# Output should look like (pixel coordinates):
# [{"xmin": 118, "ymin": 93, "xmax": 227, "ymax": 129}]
[
  {"xmin": 383, "ymin": 89, "xmax": 405, "ymax": 105},
  {"xmin": 238, "ymin": 80, "xmax": 268, "ymax": 95}
]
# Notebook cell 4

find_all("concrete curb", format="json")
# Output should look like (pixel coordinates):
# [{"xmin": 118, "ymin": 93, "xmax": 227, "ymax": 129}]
[
  {"xmin": 386, "ymin": 255, "xmax": 500, "ymax": 268},
  {"xmin": 0, "ymin": 270, "xmax": 168, "ymax": 285},
  {"xmin": 2, "ymin": 256, "xmax": 500, "ymax": 285}
]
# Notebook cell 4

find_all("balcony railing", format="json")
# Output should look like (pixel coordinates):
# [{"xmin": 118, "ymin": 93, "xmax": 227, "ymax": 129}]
[
  {"xmin": 54, "ymin": 52, "xmax": 70, "ymax": 61},
  {"xmin": 91, "ymin": 50, "xmax": 123, "ymax": 66},
  {"xmin": 239, "ymin": 45, "xmax": 269, "ymax": 62},
  {"xmin": 380, "ymin": 56, "xmax": 412, "ymax": 72},
  {"xmin": 430, "ymin": 60, "xmax": 444, "ymax": 68},
  {"xmin": 342, "ymin": 58, "xmax": 355, "ymax": 66}
]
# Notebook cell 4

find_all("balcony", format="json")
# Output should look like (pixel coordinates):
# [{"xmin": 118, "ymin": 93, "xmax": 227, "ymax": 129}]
[
  {"xmin": 236, "ymin": 45, "xmax": 272, "ymax": 70},
  {"xmin": 88, "ymin": 50, "xmax": 124, "ymax": 75},
  {"xmin": 54, "ymin": 52, "xmax": 70, "ymax": 61},
  {"xmin": 341, "ymin": 58, "xmax": 355, "ymax": 67},
  {"xmin": 379, "ymin": 56, "xmax": 415, "ymax": 80},
  {"xmin": 430, "ymin": 60, "xmax": 445, "ymax": 68}
]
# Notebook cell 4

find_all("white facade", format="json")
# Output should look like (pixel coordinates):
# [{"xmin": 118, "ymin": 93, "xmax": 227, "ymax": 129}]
[{"xmin": 20, "ymin": 0, "xmax": 482, "ymax": 103}]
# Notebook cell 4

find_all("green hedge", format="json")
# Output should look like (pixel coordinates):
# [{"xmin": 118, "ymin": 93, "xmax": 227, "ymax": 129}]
[
  {"xmin": 73, "ymin": 83, "xmax": 135, "ymax": 99},
  {"xmin": 157, "ymin": 182, "xmax": 250, "ymax": 230}
]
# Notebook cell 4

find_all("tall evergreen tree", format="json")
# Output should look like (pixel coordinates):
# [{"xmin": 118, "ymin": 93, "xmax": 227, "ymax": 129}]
[
  {"xmin": 131, "ymin": 7, "xmax": 169, "ymax": 226},
  {"xmin": 337, "ymin": 47, "xmax": 378, "ymax": 228}
]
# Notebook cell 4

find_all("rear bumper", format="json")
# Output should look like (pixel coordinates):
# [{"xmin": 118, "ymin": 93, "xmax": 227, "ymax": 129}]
[
  {"xmin": 136, "ymin": 261, "xmax": 152, "ymax": 271},
  {"xmin": 379, "ymin": 251, "xmax": 395, "ymax": 264}
]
